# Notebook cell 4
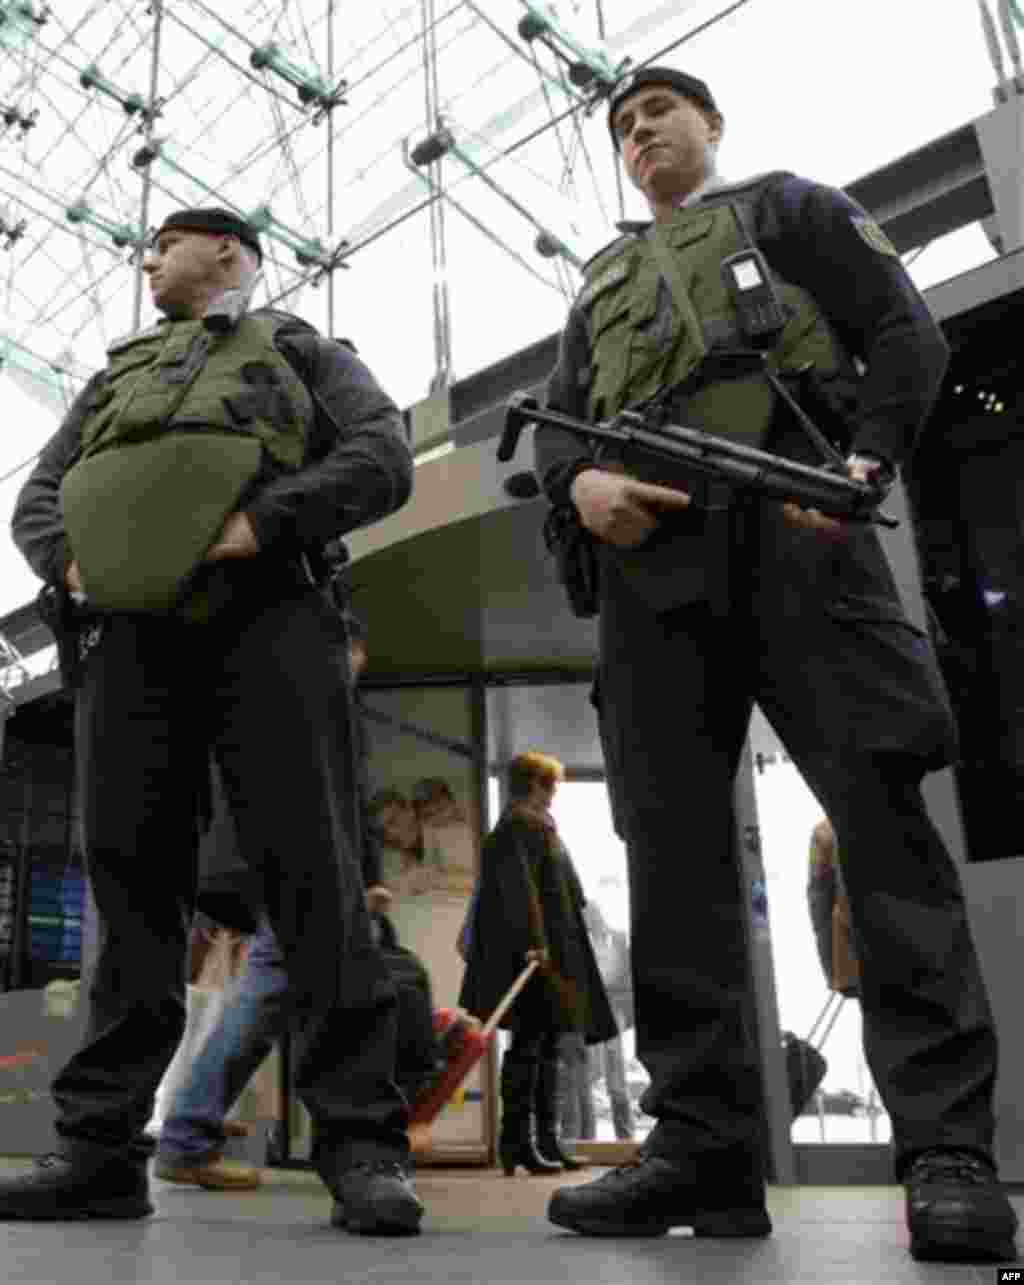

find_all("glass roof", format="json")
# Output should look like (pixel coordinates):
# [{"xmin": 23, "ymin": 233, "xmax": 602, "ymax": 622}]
[
  {"xmin": 0, "ymin": 0, "xmax": 1004, "ymax": 418},
  {"xmin": 0, "ymin": 0, "xmax": 714, "ymax": 413}
]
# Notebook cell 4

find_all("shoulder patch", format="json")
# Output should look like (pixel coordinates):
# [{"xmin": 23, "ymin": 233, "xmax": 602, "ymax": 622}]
[{"xmin": 851, "ymin": 216, "xmax": 899, "ymax": 257}]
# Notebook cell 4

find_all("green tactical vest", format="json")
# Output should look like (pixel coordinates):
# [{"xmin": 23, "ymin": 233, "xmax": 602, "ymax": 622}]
[
  {"xmin": 60, "ymin": 311, "xmax": 315, "ymax": 614},
  {"xmin": 580, "ymin": 175, "xmax": 856, "ymax": 457},
  {"xmin": 574, "ymin": 175, "xmax": 861, "ymax": 612}
]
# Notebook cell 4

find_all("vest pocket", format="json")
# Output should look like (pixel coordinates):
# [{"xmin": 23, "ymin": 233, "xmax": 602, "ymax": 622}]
[
  {"xmin": 591, "ymin": 295, "xmax": 632, "ymax": 342},
  {"xmin": 589, "ymin": 298, "xmax": 634, "ymax": 417},
  {"xmin": 623, "ymin": 286, "xmax": 681, "ymax": 405},
  {"xmin": 60, "ymin": 432, "xmax": 263, "ymax": 613},
  {"xmin": 106, "ymin": 352, "xmax": 158, "ymax": 378}
]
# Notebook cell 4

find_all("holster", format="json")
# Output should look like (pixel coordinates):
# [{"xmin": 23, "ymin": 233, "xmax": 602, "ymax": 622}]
[
  {"xmin": 542, "ymin": 504, "xmax": 599, "ymax": 619},
  {"xmin": 36, "ymin": 583, "xmax": 103, "ymax": 689}
]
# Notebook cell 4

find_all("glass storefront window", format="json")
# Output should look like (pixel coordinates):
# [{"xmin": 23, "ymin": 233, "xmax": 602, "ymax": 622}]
[
  {"xmin": 752, "ymin": 754, "xmax": 891, "ymax": 1146},
  {"xmin": 360, "ymin": 684, "xmax": 488, "ymax": 1157},
  {"xmin": 551, "ymin": 781, "xmax": 650, "ymax": 1146},
  {"xmin": 279, "ymin": 682, "xmax": 489, "ymax": 1162},
  {"xmin": 486, "ymin": 683, "xmax": 647, "ymax": 1150}
]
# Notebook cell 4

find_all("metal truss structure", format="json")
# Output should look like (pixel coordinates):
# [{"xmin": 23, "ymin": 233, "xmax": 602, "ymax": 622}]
[{"xmin": 0, "ymin": 0, "xmax": 751, "ymax": 434}]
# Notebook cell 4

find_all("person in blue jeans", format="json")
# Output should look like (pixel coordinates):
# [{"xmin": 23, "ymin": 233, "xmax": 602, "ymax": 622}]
[
  {"xmin": 157, "ymin": 904, "xmax": 392, "ymax": 1189},
  {"xmin": 155, "ymin": 612, "xmax": 393, "ymax": 1190},
  {"xmin": 156, "ymin": 911, "xmax": 299, "ymax": 1189}
]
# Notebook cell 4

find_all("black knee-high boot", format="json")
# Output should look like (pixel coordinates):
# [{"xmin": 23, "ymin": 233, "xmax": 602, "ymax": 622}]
[
  {"xmin": 499, "ymin": 1050, "xmax": 560, "ymax": 1177},
  {"xmin": 535, "ymin": 1055, "xmax": 583, "ymax": 1171}
]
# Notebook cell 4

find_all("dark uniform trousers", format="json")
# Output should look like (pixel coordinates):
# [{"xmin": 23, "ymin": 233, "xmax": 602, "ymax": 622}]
[
  {"xmin": 57, "ymin": 560, "xmax": 409, "ymax": 1172},
  {"xmin": 594, "ymin": 482, "xmax": 997, "ymax": 1182}
]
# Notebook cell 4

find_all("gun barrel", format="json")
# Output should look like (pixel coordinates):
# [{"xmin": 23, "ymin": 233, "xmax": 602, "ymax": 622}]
[{"xmin": 645, "ymin": 419, "xmax": 887, "ymax": 521}]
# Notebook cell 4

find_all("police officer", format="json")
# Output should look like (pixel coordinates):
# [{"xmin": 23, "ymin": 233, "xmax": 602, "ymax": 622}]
[
  {"xmin": 3, "ymin": 208, "xmax": 424, "ymax": 1235},
  {"xmin": 534, "ymin": 69, "xmax": 1018, "ymax": 1263}
]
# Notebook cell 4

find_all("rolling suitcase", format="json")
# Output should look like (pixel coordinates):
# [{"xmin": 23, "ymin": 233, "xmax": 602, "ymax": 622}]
[
  {"xmin": 782, "ymin": 991, "xmax": 845, "ymax": 1119},
  {"xmin": 410, "ymin": 960, "xmax": 538, "ymax": 1126}
]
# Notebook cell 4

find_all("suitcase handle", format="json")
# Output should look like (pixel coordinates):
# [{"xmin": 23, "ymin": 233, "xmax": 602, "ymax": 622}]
[
  {"xmin": 480, "ymin": 960, "xmax": 540, "ymax": 1037},
  {"xmin": 805, "ymin": 991, "xmax": 845, "ymax": 1050}
]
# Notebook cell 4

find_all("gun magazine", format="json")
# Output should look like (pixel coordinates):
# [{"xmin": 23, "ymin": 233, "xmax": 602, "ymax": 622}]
[{"xmin": 542, "ymin": 504, "xmax": 600, "ymax": 618}]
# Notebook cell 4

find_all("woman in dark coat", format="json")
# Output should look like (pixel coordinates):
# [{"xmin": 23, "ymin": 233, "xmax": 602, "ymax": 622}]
[{"xmin": 458, "ymin": 751, "xmax": 617, "ymax": 1176}]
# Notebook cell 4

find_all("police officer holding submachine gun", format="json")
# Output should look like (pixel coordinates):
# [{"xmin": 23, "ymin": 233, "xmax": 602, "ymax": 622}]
[
  {"xmin": 3, "ymin": 207, "xmax": 424, "ymax": 1235},
  {"xmin": 531, "ymin": 67, "xmax": 1018, "ymax": 1263}
]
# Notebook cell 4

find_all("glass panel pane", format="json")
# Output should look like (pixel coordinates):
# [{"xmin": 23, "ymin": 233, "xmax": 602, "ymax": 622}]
[
  {"xmin": 361, "ymin": 685, "xmax": 484, "ymax": 1153},
  {"xmin": 485, "ymin": 683, "xmax": 650, "ymax": 1147},
  {"xmin": 908, "ymin": 353, "xmax": 1024, "ymax": 861},
  {"xmin": 551, "ymin": 780, "xmax": 650, "ymax": 1144},
  {"xmin": 282, "ymin": 683, "xmax": 486, "ymax": 1160},
  {"xmin": 752, "ymin": 755, "xmax": 891, "ymax": 1145},
  {"xmin": 362, "ymin": 687, "xmax": 479, "ymax": 904}
]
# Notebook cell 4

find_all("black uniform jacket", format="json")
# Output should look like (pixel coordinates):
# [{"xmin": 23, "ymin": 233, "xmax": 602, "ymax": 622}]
[
  {"xmin": 10, "ymin": 314, "xmax": 413, "ymax": 593},
  {"xmin": 534, "ymin": 172, "xmax": 950, "ymax": 607},
  {"xmin": 458, "ymin": 806, "xmax": 618, "ymax": 1045}
]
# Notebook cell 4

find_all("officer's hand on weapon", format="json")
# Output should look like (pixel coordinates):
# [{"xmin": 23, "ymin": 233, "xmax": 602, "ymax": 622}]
[
  {"xmin": 206, "ymin": 511, "xmax": 260, "ymax": 562},
  {"xmin": 65, "ymin": 560, "xmax": 83, "ymax": 594},
  {"xmin": 782, "ymin": 454, "xmax": 888, "ymax": 538},
  {"xmin": 570, "ymin": 467, "xmax": 691, "ymax": 549}
]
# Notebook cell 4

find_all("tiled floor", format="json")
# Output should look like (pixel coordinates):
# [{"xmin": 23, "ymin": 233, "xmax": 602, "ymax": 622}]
[{"xmin": 0, "ymin": 1159, "xmax": 1019, "ymax": 1285}]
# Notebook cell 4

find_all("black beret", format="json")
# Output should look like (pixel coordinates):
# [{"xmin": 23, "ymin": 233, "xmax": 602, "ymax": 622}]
[
  {"xmin": 156, "ymin": 207, "xmax": 263, "ymax": 262},
  {"xmin": 607, "ymin": 67, "xmax": 719, "ymax": 147}
]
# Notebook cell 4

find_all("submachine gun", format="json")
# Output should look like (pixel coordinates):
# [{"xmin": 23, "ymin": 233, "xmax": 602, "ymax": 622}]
[
  {"xmin": 498, "ymin": 395, "xmax": 897, "ymax": 528},
  {"xmin": 496, "ymin": 389, "xmax": 898, "ymax": 617}
]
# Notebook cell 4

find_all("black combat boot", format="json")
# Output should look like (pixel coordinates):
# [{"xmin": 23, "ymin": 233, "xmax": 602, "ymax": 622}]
[
  {"xmin": 328, "ymin": 1158, "xmax": 424, "ymax": 1235},
  {"xmin": 535, "ymin": 1055, "xmax": 583, "ymax": 1171},
  {"xmin": 499, "ymin": 1053, "xmax": 561, "ymax": 1177},
  {"xmin": 0, "ymin": 1143, "xmax": 152, "ymax": 1221},
  {"xmin": 904, "ymin": 1149, "xmax": 1018, "ymax": 1262},
  {"xmin": 547, "ymin": 1143, "xmax": 771, "ymax": 1237}
]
